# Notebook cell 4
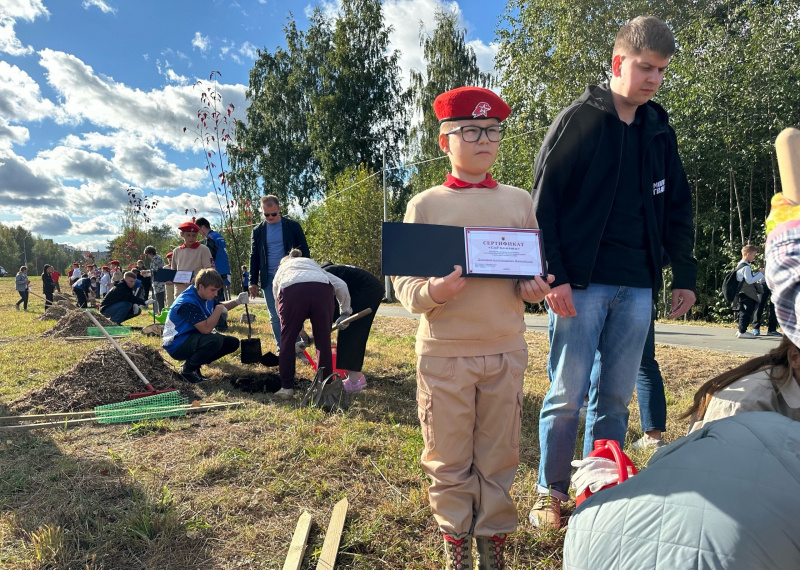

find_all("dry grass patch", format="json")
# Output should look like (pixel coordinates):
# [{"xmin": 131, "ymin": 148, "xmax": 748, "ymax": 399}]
[{"xmin": 0, "ymin": 279, "xmax": 756, "ymax": 568}]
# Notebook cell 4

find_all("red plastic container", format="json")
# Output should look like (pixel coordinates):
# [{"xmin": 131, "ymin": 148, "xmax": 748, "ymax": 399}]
[
  {"xmin": 575, "ymin": 439, "xmax": 638, "ymax": 507},
  {"xmin": 302, "ymin": 345, "xmax": 347, "ymax": 377}
]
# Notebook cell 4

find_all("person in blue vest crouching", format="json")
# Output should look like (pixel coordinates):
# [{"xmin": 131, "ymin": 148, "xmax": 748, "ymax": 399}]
[{"xmin": 162, "ymin": 268, "xmax": 250, "ymax": 384}]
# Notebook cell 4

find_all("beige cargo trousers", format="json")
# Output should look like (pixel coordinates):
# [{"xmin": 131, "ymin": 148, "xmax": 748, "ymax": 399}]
[{"xmin": 416, "ymin": 348, "xmax": 527, "ymax": 537}]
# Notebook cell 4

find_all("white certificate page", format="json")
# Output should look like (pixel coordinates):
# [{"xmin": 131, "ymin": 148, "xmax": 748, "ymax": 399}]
[
  {"xmin": 464, "ymin": 227, "xmax": 544, "ymax": 277},
  {"xmin": 173, "ymin": 270, "xmax": 193, "ymax": 284}
]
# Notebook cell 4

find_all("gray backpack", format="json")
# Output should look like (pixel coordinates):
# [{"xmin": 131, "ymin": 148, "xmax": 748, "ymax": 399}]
[{"xmin": 301, "ymin": 368, "xmax": 350, "ymax": 412}]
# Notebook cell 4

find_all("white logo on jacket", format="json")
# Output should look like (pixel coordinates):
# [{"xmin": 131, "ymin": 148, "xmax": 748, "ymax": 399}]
[{"xmin": 653, "ymin": 179, "xmax": 665, "ymax": 195}]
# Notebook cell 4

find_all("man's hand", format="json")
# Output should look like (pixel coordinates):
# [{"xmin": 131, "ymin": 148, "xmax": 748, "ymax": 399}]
[
  {"xmin": 545, "ymin": 283, "xmax": 577, "ymax": 317},
  {"xmin": 428, "ymin": 265, "xmax": 468, "ymax": 304},
  {"xmin": 248, "ymin": 284, "xmax": 259, "ymax": 297},
  {"xmin": 519, "ymin": 274, "xmax": 556, "ymax": 304},
  {"xmin": 668, "ymin": 289, "xmax": 696, "ymax": 319},
  {"xmin": 236, "ymin": 291, "xmax": 250, "ymax": 305}
]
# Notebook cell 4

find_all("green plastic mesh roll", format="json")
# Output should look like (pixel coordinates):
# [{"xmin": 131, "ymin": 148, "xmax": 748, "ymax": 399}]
[{"xmin": 94, "ymin": 391, "xmax": 189, "ymax": 424}]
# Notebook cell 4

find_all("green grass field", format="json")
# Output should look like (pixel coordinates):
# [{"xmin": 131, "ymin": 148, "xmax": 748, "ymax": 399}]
[{"xmin": 0, "ymin": 277, "xmax": 748, "ymax": 569}]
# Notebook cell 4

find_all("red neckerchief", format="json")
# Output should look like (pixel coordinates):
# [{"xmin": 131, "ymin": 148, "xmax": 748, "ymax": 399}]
[
  {"xmin": 180, "ymin": 242, "xmax": 201, "ymax": 249},
  {"xmin": 443, "ymin": 172, "xmax": 498, "ymax": 189}
]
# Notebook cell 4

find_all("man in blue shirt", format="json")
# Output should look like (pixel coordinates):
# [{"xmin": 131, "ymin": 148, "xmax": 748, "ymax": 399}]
[
  {"xmin": 162, "ymin": 268, "xmax": 251, "ymax": 383},
  {"xmin": 248, "ymin": 195, "xmax": 309, "ymax": 348}
]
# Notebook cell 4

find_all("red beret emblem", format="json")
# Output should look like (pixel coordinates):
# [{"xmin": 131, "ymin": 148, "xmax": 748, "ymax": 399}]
[{"xmin": 472, "ymin": 102, "xmax": 492, "ymax": 118}]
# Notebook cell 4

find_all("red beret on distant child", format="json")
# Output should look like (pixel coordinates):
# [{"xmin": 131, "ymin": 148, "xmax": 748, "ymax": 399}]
[
  {"xmin": 178, "ymin": 221, "xmax": 200, "ymax": 232},
  {"xmin": 72, "ymin": 262, "xmax": 79, "ymax": 266},
  {"xmin": 102, "ymin": 266, "xmax": 109, "ymax": 270},
  {"xmin": 166, "ymin": 252, "xmax": 173, "ymax": 258},
  {"xmin": 110, "ymin": 260, "xmax": 120, "ymax": 265},
  {"xmin": 433, "ymin": 86, "xmax": 511, "ymax": 123}
]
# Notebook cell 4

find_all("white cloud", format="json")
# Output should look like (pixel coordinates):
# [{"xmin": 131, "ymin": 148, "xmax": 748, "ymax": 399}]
[
  {"xmin": 0, "ymin": 149, "xmax": 63, "ymax": 207},
  {"xmin": 31, "ymin": 145, "xmax": 115, "ymax": 182},
  {"xmin": 192, "ymin": 31, "xmax": 209, "ymax": 52},
  {"xmin": 20, "ymin": 208, "xmax": 73, "ymax": 235},
  {"xmin": 82, "ymin": 0, "xmax": 116, "ymax": 14},
  {"xmin": 239, "ymin": 41, "xmax": 257, "ymax": 60},
  {"xmin": 382, "ymin": 0, "xmax": 496, "ymax": 89},
  {"xmin": 0, "ymin": 0, "xmax": 49, "ymax": 56},
  {"xmin": 0, "ymin": 117, "xmax": 29, "ymax": 149},
  {"xmin": 72, "ymin": 216, "xmax": 119, "ymax": 235},
  {"xmin": 0, "ymin": 60, "xmax": 61, "ymax": 123},
  {"xmin": 38, "ymin": 48, "xmax": 248, "ymax": 153}
]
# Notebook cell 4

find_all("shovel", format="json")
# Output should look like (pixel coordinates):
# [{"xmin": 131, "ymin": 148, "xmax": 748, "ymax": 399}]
[
  {"xmin": 240, "ymin": 302, "xmax": 262, "ymax": 364},
  {"xmin": 85, "ymin": 310, "xmax": 178, "ymax": 399}
]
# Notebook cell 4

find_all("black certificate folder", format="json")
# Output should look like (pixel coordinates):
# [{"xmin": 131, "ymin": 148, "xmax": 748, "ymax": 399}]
[
  {"xmin": 382, "ymin": 222, "xmax": 545, "ymax": 279},
  {"xmin": 382, "ymin": 222, "xmax": 466, "ymax": 278}
]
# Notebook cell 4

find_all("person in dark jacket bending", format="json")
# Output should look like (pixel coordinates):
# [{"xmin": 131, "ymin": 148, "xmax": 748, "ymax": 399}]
[
  {"xmin": 72, "ymin": 273, "xmax": 96, "ymax": 308},
  {"xmin": 529, "ymin": 16, "xmax": 698, "ymax": 529},
  {"xmin": 321, "ymin": 262, "xmax": 384, "ymax": 392},
  {"xmin": 100, "ymin": 272, "xmax": 153, "ymax": 324}
]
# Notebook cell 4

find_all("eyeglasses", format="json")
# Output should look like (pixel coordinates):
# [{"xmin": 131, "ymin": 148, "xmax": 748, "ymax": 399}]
[
  {"xmin": 263, "ymin": 212, "xmax": 279, "ymax": 218},
  {"xmin": 445, "ymin": 125, "xmax": 506, "ymax": 143}
]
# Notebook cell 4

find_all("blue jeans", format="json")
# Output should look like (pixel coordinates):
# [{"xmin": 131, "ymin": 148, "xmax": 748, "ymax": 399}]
[
  {"xmin": 101, "ymin": 301, "xmax": 137, "ymax": 325},
  {"xmin": 261, "ymin": 273, "xmax": 281, "ymax": 346},
  {"xmin": 588, "ymin": 303, "xmax": 666, "ymax": 433},
  {"xmin": 537, "ymin": 284, "xmax": 652, "ymax": 501}
]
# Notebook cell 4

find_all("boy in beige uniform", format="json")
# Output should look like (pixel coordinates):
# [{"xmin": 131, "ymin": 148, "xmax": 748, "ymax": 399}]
[
  {"xmin": 393, "ymin": 87, "xmax": 553, "ymax": 569},
  {"xmin": 171, "ymin": 221, "xmax": 214, "ymax": 296}
]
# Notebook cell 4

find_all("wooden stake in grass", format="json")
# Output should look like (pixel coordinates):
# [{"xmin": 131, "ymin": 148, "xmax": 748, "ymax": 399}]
[
  {"xmin": 316, "ymin": 498, "xmax": 348, "ymax": 570},
  {"xmin": 283, "ymin": 510, "xmax": 312, "ymax": 570}
]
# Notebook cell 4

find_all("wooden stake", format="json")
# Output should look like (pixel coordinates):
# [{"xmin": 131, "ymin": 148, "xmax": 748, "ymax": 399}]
[
  {"xmin": 316, "ymin": 498, "xmax": 348, "ymax": 570},
  {"xmin": 282, "ymin": 511, "xmax": 312, "ymax": 570}
]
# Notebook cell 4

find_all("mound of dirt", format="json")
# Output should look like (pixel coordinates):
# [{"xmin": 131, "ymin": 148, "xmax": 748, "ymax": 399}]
[
  {"xmin": 38, "ymin": 304, "xmax": 70, "ymax": 321},
  {"xmin": 11, "ymin": 342, "xmax": 201, "ymax": 413},
  {"xmin": 42, "ymin": 309, "xmax": 116, "ymax": 338},
  {"xmin": 53, "ymin": 293, "xmax": 73, "ymax": 302},
  {"xmin": 56, "ymin": 299, "xmax": 75, "ymax": 307}
]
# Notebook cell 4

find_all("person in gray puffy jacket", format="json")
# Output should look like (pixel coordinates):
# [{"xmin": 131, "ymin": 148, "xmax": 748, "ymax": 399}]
[
  {"xmin": 564, "ymin": 412, "xmax": 800, "ymax": 570},
  {"xmin": 15, "ymin": 266, "xmax": 30, "ymax": 310}
]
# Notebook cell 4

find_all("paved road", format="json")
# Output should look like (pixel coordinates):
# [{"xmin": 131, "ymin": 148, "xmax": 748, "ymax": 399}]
[{"xmin": 376, "ymin": 305, "xmax": 779, "ymax": 356}]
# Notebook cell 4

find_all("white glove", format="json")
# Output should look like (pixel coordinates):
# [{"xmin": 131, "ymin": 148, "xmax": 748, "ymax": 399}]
[
  {"xmin": 334, "ymin": 313, "xmax": 352, "ymax": 330},
  {"xmin": 570, "ymin": 457, "xmax": 635, "ymax": 496},
  {"xmin": 132, "ymin": 304, "xmax": 142, "ymax": 315},
  {"xmin": 144, "ymin": 299, "xmax": 155, "ymax": 305},
  {"xmin": 236, "ymin": 291, "xmax": 250, "ymax": 305}
]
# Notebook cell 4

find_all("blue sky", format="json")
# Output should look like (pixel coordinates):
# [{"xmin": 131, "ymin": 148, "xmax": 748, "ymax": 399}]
[{"xmin": 0, "ymin": 0, "xmax": 503, "ymax": 251}]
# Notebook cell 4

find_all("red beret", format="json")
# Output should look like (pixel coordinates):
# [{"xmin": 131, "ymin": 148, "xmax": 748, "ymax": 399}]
[
  {"xmin": 433, "ymin": 87, "xmax": 511, "ymax": 123},
  {"xmin": 166, "ymin": 252, "xmax": 173, "ymax": 258},
  {"xmin": 178, "ymin": 221, "xmax": 200, "ymax": 232},
  {"xmin": 102, "ymin": 266, "xmax": 109, "ymax": 270},
  {"xmin": 110, "ymin": 260, "xmax": 120, "ymax": 265},
  {"xmin": 72, "ymin": 262, "xmax": 79, "ymax": 266}
]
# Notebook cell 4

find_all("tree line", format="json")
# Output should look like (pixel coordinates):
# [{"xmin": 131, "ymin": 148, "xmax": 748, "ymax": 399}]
[{"xmin": 74, "ymin": 0, "xmax": 788, "ymax": 322}]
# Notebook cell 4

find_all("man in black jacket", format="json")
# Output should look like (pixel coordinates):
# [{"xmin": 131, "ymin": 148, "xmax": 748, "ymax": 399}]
[
  {"xmin": 530, "ymin": 16, "xmax": 698, "ymax": 529},
  {"xmin": 248, "ymin": 195, "xmax": 310, "ymax": 347},
  {"xmin": 100, "ymin": 272, "xmax": 153, "ymax": 324}
]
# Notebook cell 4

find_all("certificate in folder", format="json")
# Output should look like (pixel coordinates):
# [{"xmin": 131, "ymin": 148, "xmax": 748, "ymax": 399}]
[{"xmin": 382, "ymin": 222, "xmax": 545, "ymax": 279}]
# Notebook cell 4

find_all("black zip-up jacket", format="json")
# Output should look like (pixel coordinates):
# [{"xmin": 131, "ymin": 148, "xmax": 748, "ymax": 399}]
[
  {"xmin": 249, "ymin": 216, "xmax": 310, "ymax": 290},
  {"xmin": 99, "ymin": 280, "xmax": 146, "ymax": 312},
  {"xmin": 532, "ymin": 84, "xmax": 697, "ymax": 292}
]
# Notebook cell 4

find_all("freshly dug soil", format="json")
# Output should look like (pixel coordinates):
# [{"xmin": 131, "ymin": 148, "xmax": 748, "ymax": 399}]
[
  {"xmin": 53, "ymin": 293, "xmax": 73, "ymax": 302},
  {"xmin": 11, "ymin": 342, "xmax": 201, "ymax": 413},
  {"xmin": 38, "ymin": 304, "xmax": 70, "ymax": 321},
  {"xmin": 42, "ymin": 309, "xmax": 116, "ymax": 338},
  {"xmin": 230, "ymin": 373, "xmax": 282, "ymax": 394}
]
